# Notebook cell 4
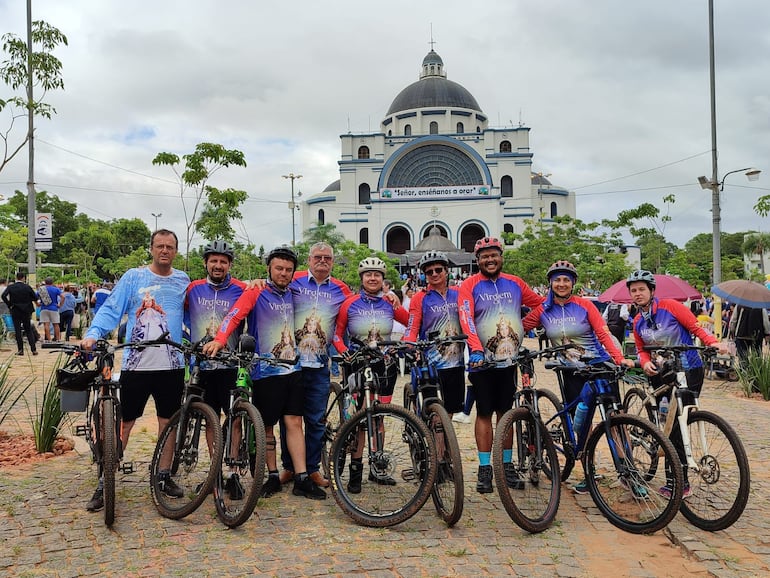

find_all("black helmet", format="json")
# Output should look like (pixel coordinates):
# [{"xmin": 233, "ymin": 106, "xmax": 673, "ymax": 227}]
[
  {"xmin": 418, "ymin": 250, "xmax": 449, "ymax": 271},
  {"xmin": 266, "ymin": 245, "xmax": 298, "ymax": 267},
  {"xmin": 626, "ymin": 269, "xmax": 656, "ymax": 289},
  {"xmin": 203, "ymin": 239, "xmax": 234, "ymax": 261}
]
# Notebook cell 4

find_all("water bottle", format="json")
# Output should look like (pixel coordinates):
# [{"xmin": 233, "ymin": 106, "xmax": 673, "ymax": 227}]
[
  {"xmin": 659, "ymin": 396, "xmax": 669, "ymax": 422},
  {"xmin": 573, "ymin": 401, "xmax": 589, "ymax": 437},
  {"xmin": 342, "ymin": 392, "xmax": 355, "ymax": 420}
]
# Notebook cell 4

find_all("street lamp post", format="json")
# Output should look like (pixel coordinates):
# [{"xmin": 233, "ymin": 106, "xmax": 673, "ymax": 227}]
[
  {"xmin": 151, "ymin": 212, "xmax": 162, "ymax": 230},
  {"xmin": 282, "ymin": 173, "xmax": 302, "ymax": 246}
]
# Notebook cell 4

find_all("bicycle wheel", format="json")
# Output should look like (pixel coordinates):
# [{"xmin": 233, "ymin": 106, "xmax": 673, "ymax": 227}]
[
  {"xmin": 492, "ymin": 407, "xmax": 560, "ymax": 533},
  {"xmin": 214, "ymin": 400, "xmax": 266, "ymax": 528},
  {"xmin": 621, "ymin": 387, "xmax": 661, "ymax": 481},
  {"xmin": 100, "ymin": 397, "xmax": 118, "ymax": 527},
  {"xmin": 426, "ymin": 402, "xmax": 464, "ymax": 527},
  {"xmin": 583, "ymin": 413, "xmax": 683, "ymax": 534},
  {"xmin": 329, "ymin": 403, "xmax": 436, "ymax": 527},
  {"xmin": 149, "ymin": 401, "xmax": 223, "ymax": 520},
  {"xmin": 679, "ymin": 410, "xmax": 750, "ymax": 531},
  {"xmin": 321, "ymin": 382, "xmax": 345, "ymax": 478},
  {"xmin": 536, "ymin": 388, "xmax": 575, "ymax": 481}
]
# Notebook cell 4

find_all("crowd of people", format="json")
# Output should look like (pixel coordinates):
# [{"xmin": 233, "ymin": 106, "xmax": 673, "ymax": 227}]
[{"xmin": 3, "ymin": 229, "xmax": 767, "ymax": 514}]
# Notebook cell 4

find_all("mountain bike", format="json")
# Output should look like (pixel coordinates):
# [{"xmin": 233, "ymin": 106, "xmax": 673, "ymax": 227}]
[
  {"xmin": 392, "ymin": 333, "xmax": 467, "ymax": 527},
  {"xmin": 542, "ymin": 360, "xmax": 684, "ymax": 534},
  {"xmin": 328, "ymin": 339, "xmax": 437, "ymax": 527},
  {"xmin": 49, "ymin": 337, "xmax": 163, "ymax": 526},
  {"xmin": 623, "ymin": 345, "xmax": 750, "ymax": 531},
  {"xmin": 490, "ymin": 344, "xmax": 574, "ymax": 533},
  {"xmin": 148, "ymin": 338, "xmax": 224, "ymax": 520}
]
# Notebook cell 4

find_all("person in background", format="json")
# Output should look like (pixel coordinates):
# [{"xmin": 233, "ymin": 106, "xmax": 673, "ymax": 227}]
[
  {"xmin": 602, "ymin": 301, "xmax": 629, "ymax": 348},
  {"xmin": 2, "ymin": 272, "xmax": 38, "ymax": 356},
  {"xmin": 58, "ymin": 286, "xmax": 77, "ymax": 341},
  {"xmin": 37, "ymin": 277, "xmax": 62, "ymax": 342},
  {"xmin": 729, "ymin": 304, "xmax": 770, "ymax": 366}
]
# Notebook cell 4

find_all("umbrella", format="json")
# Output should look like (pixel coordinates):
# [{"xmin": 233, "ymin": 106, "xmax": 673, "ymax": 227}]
[
  {"xmin": 599, "ymin": 274, "xmax": 702, "ymax": 304},
  {"xmin": 711, "ymin": 280, "xmax": 770, "ymax": 309}
]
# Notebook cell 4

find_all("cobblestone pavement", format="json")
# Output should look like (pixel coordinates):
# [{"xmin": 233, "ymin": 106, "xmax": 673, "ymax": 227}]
[{"xmin": 0, "ymin": 342, "xmax": 768, "ymax": 577}]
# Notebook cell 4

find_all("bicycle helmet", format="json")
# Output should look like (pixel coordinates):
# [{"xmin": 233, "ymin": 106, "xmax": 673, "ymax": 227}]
[
  {"xmin": 358, "ymin": 256, "xmax": 387, "ymax": 275},
  {"xmin": 202, "ymin": 239, "xmax": 235, "ymax": 261},
  {"xmin": 626, "ymin": 269, "xmax": 656, "ymax": 289},
  {"xmin": 473, "ymin": 236, "xmax": 503, "ymax": 256},
  {"xmin": 266, "ymin": 245, "xmax": 298, "ymax": 267},
  {"xmin": 547, "ymin": 260, "xmax": 578, "ymax": 281},
  {"xmin": 418, "ymin": 250, "xmax": 449, "ymax": 271}
]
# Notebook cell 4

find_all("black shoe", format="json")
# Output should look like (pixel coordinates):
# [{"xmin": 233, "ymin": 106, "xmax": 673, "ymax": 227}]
[
  {"xmin": 225, "ymin": 473, "xmax": 245, "ymax": 500},
  {"xmin": 86, "ymin": 487, "xmax": 104, "ymax": 511},
  {"xmin": 159, "ymin": 471, "xmax": 184, "ymax": 498},
  {"xmin": 476, "ymin": 465, "xmax": 493, "ymax": 494},
  {"xmin": 16, "ymin": 351, "xmax": 23, "ymax": 356},
  {"xmin": 292, "ymin": 476, "xmax": 327, "ymax": 500},
  {"xmin": 504, "ymin": 462, "xmax": 525, "ymax": 490},
  {"xmin": 348, "ymin": 462, "xmax": 363, "ymax": 494},
  {"xmin": 368, "ymin": 470, "xmax": 397, "ymax": 486},
  {"xmin": 261, "ymin": 475, "xmax": 281, "ymax": 498}
]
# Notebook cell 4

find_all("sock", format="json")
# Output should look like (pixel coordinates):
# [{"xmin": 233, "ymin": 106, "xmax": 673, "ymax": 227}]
[
  {"xmin": 478, "ymin": 452, "xmax": 491, "ymax": 467},
  {"xmin": 503, "ymin": 449, "xmax": 513, "ymax": 463},
  {"xmin": 296, "ymin": 472, "xmax": 308, "ymax": 482}
]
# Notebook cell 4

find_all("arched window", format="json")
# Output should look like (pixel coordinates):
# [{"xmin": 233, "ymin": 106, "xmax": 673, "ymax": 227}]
[
  {"xmin": 500, "ymin": 140, "xmax": 512, "ymax": 153},
  {"xmin": 317, "ymin": 209, "xmax": 325, "ymax": 225},
  {"xmin": 404, "ymin": 124, "xmax": 412, "ymax": 136},
  {"xmin": 429, "ymin": 121, "xmax": 439, "ymax": 135},
  {"xmin": 503, "ymin": 223, "xmax": 513, "ymax": 234},
  {"xmin": 456, "ymin": 122, "xmax": 464, "ymax": 134},
  {"xmin": 550, "ymin": 202, "xmax": 557, "ymax": 218},
  {"xmin": 460, "ymin": 224, "xmax": 485, "ymax": 253},
  {"xmin": 359, "ymin": 228, "xmax": 369, "ymax": 246},
  {"xmin": 501, "ymin": 175, "xmax": 513, "ymax": 198},
  {"xmin": 358, "ymin": 183, "xmax": 371, "ymax": 205},
  {"xmin": 476, "ymin": 126, "xmax": 481, "ymax": 133},
  {"xmin": 388, "ymin": 129, "xmax": 392, "ymax": 136},
  {"xmin": 357, "ymin": 146, "xmax": 370, "ymax": 159},
  {"xmin": 386, "ymin": 226, "xmax": 411, "ymax": 254}
]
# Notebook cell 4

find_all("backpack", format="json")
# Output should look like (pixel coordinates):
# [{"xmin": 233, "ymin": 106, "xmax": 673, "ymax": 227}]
[{"xmin": 38, "ymin": 286, "xmax": 52, "ymax": 306}]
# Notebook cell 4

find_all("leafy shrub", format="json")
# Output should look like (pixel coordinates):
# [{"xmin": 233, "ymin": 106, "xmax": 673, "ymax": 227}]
[
  {"xmin": 736, "ymin": 349, "xmax": 770, "ymax": 400},
  {"xmin": 28, "ymin": 355, "xmax": 71, "ymax": 453}
]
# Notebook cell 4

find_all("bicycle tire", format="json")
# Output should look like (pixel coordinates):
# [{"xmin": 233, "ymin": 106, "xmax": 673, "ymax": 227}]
[
  {"xmin": 492, "ymin": 407, "xmax": 561, "ymax": 533},
  {"xmin": 329, "ymin": 403, "xmax": 436, "ymax": 527},
  {"xmin": 536, "ymin": 388, "xmax": 575, "ymax": 481},
  {"xmin": 583, "ymin": 413, "xmax": 683, "ymax": 534},
  {"xmin": 621, "ymin": 387, "xmax": 661, "ymax": 481},
  {"xmin": 426, "ymin": 402, "xmax": 464, "ymax": 527},
  {"xmin": 149, "ymin": 401, "xmax": 223, "ymax": 520},
  {"xmin": 100, "ymin": 397, "xmax": 117, "ymax": 527},
  {"xmin": 214, "ymin": 400, "xmax": 265, "ymax": 528},
  {"xmin": 679, "ymin": 410, "xmax": 750, "ymax": 531},
  {"xmin": 321, "ymin": 382, "xmax": 345, "ymax": 478}
]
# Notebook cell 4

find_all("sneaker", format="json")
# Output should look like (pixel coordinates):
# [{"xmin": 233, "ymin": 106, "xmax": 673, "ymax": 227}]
[
  {"xmin": 368, "ymin": 469, "xmax": 397, "ymax": 486},
  {"xmin": 620, "ymin": 477, "xmax": 648, "ymax": 498},
  {"xmin": 452, "ymin": 412, "xmax": 471, "ymax": 424},
  {"xmin": 658, "ymin": 483, "xmax": 690, "ymax": 499},
  {"xmin": 86, "ymin": 487, "xmax": 104, "ymax": 511},
  {"xmin": 476, "ymin": 465, "xmax": 493, "ymax": 494},
  {"xmin": 158, "ymin": 471, "xmax": 184, "ymax": 498},
  {"xmin": 504, "ymin": 462, "xmax": 525, "ymax": 490},
  {"xmin": 261, "ymin": 475, "xmax": 281, "ymax": 498},
  {"xmin": 573, "ymin": 479, "xmax": 589, "ymax": 495},
  {"xmin": 292, "ymin": 476, "xmax": 327, "ymax": 500},
  {"xmin": 225, "ymin": 473, "xmax": 245, "ymax": 500}
]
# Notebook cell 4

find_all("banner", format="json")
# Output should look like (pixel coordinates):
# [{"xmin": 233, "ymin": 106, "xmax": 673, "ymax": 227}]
[
  {"xmin": 35, "ymin": 212, "xmax": 53, "ymax": 251},
  {"xmin": 378, "ymin": 185, "xmax": 490, "ymax": 200}
]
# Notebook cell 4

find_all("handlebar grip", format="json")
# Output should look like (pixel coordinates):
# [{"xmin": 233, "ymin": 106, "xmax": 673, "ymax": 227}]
[
  {"xmin": 544, "ymin": 361, "xmax": 563, "ymax": 370},
  {"xmin": 378, "ymin": 340, "xmax": 401, "ymax": 347}
]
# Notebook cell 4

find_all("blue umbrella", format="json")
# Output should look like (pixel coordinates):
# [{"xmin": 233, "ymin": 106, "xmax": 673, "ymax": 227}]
[{"xmin": 711, "ymin": 280, "xmax": 770, "ymax": 309}]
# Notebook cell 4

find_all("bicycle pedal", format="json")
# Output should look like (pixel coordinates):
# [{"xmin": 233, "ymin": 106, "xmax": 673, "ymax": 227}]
[
  {"xmin": 75, "ymin": 424, "xmax": 88, "ymax": 437},
  {"xmin": 120, "ymin": 462, "xmax": 135, "ymax": 475},
  {"xmin": 401, "ymin": 468, "xmax": 416, "ymax": 482}
]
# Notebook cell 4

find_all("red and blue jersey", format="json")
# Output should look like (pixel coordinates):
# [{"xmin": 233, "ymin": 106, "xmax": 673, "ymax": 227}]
[
  {"xmin": 185, "ymin": 274, "xmax": 246, "ymax": 351},
  {"xmin": 632, "ymin": 298, "xmax": 717, "ymax": 369},
  {"xmin": 290, "ymin": 271, "xmax": 351, "ymax": 368},
  {"xmin": 333, "ymin": 291, "xmax": 409, "ymax": 353},
  {"xmin": 214, "ymin": 282, "xmax": 299, "ymax": 379},
  {"xmin": 523, "ymin": 294, "xmax": 624, "ymax": 365},
  {"xmin": 404, "ymin": 288, "xmax": 465, "ymax": 369},
  {"xmin": 458, "ymin": 273, "xmax": 543, "ymax": 369}
]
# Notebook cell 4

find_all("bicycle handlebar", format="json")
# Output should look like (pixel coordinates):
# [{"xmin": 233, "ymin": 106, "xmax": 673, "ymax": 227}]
[
  {"xmin": 642, "ymin": 344, "xmax": 717, "ymax": 358},
  {"xmin": 544, "ymin": 359, "xmax": 626, "ymax": 379}
]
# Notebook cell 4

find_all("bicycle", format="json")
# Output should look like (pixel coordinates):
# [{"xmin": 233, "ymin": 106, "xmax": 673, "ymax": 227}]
[
  {"xmin": 623, "ymin": 345, "xmax": 750, "ymax": 531},
  {"xmin": 49, "ymin": 337, "xmax": 162, "ymax": 526},
  {"xmin": 328, "ymin": 339, "xmax": 437, "ymax": 527},
  {"xmin": 148, "ymin": 338, "xmax": 224, "ymax": 520},
  {"xmin": 541, "ymin": 360, "xmax": 684, "ymax": 534},
  {"xmin": 392, "ymin": 333, "xmax": 467, "ymax": 527},
  {"xmin": 490, "ymin": 344, "xmax": 574, "ymax": 533}
]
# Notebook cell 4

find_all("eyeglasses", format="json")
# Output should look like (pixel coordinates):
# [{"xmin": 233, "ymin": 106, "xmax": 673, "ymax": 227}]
[
  {"xmin": 424, "ymin": 267, "xmax": 445, "ymax": 276},
  {"xmin": 311, "ymin": 255, "xmax": 333, "ymax": 262},
  {"xmin": 152, "ymin": 244, "xmax": 177, "ymax": 252}
]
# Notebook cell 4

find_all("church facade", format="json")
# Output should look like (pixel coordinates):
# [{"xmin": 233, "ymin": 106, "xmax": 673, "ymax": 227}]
[{"xmin": 301, "ymin": 49, "xmax": 576, "ymax": 255}]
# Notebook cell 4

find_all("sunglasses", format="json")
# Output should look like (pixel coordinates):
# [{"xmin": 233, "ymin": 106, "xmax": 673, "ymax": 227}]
[{"xmin": 424, "ymin": 267, "xmax": 445, "ymax": 276}]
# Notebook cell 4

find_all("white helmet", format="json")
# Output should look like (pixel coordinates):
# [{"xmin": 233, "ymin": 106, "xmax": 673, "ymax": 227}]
[{"xmin": 358, "ymin": 256, "xmax": 387, "ymax": 275}]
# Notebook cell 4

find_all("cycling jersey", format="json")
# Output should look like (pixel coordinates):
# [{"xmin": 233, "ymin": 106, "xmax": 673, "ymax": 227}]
[
  {"xmin": 523, "ymin": 294, "xmax": 624, "ymax": 364},
  {"xmin": 185, "ymin": 273, "xmax": 246, "ymax": 350},
  {"xmin": 290, "ymin": 271, "xmax": 351, "ymax": 368},
  {"xmin": 458, "ymin": 272, "xmax": 543, "ymax": 369},
  {"xmin": 404, "ymin": 288, "xmax": 465, "ymax": 369},
  {"xmin": 333, "ymin": 291, "xmax": 409, "ymax": 353},
  {"xmin": 632, "ymin": 297, "xmax": 718, "ymax": 369},
  {"xmin": 214, "ymin": 283, "xmax": 299, "ymax": 379}
]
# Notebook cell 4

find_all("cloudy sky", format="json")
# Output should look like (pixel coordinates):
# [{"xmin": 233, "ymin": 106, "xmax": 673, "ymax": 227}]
[{"xmin": 1, "ymin": 0, "xmax": 768, "ymax": 253}]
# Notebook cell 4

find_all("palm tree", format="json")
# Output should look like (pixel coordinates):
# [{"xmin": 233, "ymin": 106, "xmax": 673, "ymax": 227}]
[{"xmin": 741, "ymin": 232, "xmax": 770, "ymax": 276}]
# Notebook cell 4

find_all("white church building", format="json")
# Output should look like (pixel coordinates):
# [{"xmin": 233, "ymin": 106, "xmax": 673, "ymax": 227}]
[{"xmin": 301, "ymin": 49, "xmax": 576, "ymax": 256}]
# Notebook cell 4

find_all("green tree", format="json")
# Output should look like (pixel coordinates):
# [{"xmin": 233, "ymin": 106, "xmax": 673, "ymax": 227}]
[
  {"xmin": 330, "ymin": 240, "xmax": 397, "ymax": 291},
  {"xmin": 755, "ymin": 195, "xmax": 770, "ymax": 217},
  {"xmin": 742, "ymin": 232, "xmax": 770, "ymax": 277},
  {"xmin": 0, "ymin": 21, "xmax": 67, "ymax": 173},
  {"xmin": 303, "ymin": 222, "xmax": 346, "ymax": 247},
  {"xmin": 636, "ymin": 231, "xmax": 677, "ymax": 273},
  {"xmin": 152, "ymin": 142, "xmax": 247, "ymax": 269},
  {"xmin": 6, "ymin": 190, "xmax": 79, "ymax": 262},
  {"xmin": 112, "ymin": 218, "xmax": 151, "ymax": 256},
  {"xmin": 0, "ymin": 227, "xmax": 25, "ymax": 279}
]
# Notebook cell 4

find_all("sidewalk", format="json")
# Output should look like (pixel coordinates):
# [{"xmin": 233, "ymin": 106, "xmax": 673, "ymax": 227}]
[{"xmin": 0, "ymin": 341, "xmax": 768, "ymax": 577}]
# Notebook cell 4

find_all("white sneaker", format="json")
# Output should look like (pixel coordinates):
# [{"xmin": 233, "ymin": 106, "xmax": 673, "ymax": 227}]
[{"xmin": 452, "ymin": 413, "xmax": 471, "ymax": 424}]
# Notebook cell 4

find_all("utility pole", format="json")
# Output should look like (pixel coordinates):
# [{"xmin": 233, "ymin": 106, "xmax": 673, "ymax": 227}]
[
  {"xmin": 282, "ymin": 173, "xmax": 302, "ymax": 246},
  {"xmin": 26, "ymin": 0, "xmax": 36, "ymax": 285}
]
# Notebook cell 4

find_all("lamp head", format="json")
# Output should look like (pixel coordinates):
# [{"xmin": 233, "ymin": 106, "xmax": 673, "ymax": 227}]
[
  {"xmin": 697, "ymin": 176, "xmax": 712, "ymax": 190},
  {"xmin": 745, "ymin": 168, "xmax": 761, "ymax": 181}
]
